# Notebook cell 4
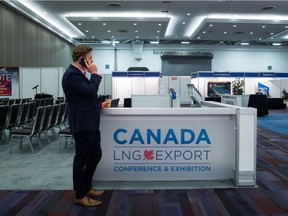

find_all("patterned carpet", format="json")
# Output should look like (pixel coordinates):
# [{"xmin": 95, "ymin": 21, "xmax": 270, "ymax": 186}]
[{"xmin": 0, "ymin": 113, "xmax": 288, "ymax": 216}]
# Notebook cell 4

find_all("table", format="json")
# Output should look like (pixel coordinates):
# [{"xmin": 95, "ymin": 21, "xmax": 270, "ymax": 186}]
[
  {"xmin": 268, "ymin": 98, "xmax": 286, "ymax": 109},
  {"xmin": 248, "ymin": 94, "xmax": 268, "ymax": 116}
]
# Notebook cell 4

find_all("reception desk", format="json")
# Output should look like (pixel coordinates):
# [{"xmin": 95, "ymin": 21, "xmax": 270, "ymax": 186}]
[{"xmin": 94, "ymin": 102, "xmax": 256, "ymax": 187}]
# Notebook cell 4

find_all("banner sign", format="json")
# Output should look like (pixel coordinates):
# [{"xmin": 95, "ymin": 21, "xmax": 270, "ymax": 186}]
[
  {"xmin": 0, "ymin": 73, "xmax": 12, "ymax": 96},
  {"xmin": 96, "ymin": 115, "xmax": 236, "ymax": 181}
]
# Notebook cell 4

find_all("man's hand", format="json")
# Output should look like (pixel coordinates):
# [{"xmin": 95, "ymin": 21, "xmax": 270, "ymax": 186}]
[
  {"xmin": 85, "ymin": 59, "xmax": 98, "ymax": 74},
  {"xmin": 102, "ymin": 100, "xmax": 111, "ymax": 109}
]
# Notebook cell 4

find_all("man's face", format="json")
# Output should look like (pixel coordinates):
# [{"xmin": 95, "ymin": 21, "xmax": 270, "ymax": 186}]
[{"xmin": 84, "ymin": 52, "xmax": 93, "ymax": 64}]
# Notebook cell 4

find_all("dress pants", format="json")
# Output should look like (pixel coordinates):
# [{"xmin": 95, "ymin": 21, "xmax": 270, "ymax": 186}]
[{"xmin": 73, "ymin": 130, "xmax": 102, "ymax": 199}]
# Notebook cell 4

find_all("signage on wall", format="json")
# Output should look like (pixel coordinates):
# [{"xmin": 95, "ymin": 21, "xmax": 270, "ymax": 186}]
[
  {"xmin": 96, "ymin": 117, "xmax": 235, "ymax": 181},
  {"xmin": 0, "ymin": 67, "xmax": 19, "ymax": 97},
  {"xmin": 0, "ymin": 73, "xmax": 12, "ymax": 96}
]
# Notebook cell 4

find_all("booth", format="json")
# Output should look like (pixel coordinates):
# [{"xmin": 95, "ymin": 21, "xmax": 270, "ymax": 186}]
[{"xmin": 94, "ymin": 101, "xmax": 257, "ymax": 187}]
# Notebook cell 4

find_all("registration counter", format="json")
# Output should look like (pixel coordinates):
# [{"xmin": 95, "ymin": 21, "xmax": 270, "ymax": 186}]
[{"xmin": 94, "ymin": 101, "xmax": 256, "ymax": 187}]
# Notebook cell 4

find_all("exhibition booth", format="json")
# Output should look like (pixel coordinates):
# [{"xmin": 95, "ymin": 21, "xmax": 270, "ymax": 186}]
[{"xmin": 94, "ymin": 102, "xmax": 257, "ymax": 187}]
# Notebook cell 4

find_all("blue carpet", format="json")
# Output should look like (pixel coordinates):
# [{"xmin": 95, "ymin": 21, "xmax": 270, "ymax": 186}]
[{"xmin": 257, "ymin": 113, "xmax": 288, "ymax": 136}]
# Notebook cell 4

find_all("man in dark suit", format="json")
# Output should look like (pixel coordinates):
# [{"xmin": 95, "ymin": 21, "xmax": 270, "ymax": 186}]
[{"xmin": 62, "ymin": 45, "xmax": 107, "ymax": 207}]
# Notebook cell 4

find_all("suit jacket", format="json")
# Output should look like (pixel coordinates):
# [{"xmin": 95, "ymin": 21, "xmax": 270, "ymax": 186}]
[{"xmin": 62, "ymin": 64, "xmax": 102, "ymax": 134}]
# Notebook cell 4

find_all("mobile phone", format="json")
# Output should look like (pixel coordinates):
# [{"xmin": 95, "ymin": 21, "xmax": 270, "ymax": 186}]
[{"xmin": 79, "ymin": 58, "xmax": 87, "ymax": 68}]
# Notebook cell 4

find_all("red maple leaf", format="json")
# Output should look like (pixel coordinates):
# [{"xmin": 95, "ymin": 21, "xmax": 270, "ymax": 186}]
[{"xmin": 143, "ymin": 150, "xmax": 154, "ymax": 160}]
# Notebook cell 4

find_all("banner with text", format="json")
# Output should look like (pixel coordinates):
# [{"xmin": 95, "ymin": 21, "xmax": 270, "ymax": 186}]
[{"xmin": 95, "ymin": 115, "xmax": 236, "ymax": 181}]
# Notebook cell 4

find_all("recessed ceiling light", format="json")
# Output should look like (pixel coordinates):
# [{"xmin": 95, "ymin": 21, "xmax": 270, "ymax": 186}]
[
  {"xmin": 134, "ymin": 23, "xmax": 137, "ymax": 26},
  {"xmin": 272, "ymin": 42, "xmax": 281, "ymax": 46},
  {"xmin": 92, "ymin": 36, "xmax": 94, "ymax": 38},
  {"xmin": 233, "ymin": 25, "xmax": 237, "ymax": 27},
  {"xmin": 136, "ymin": 36, "xmax": 139, "ymax": 38},
  {"xmin": 250, "ymin": 32, "xmax": 253, "ymax": 34},
  {"xmin": 224, "ymin": 32, "xmax": 227, "ymax": 34},
  {"xmin": 157, "ymin": 30, "xmax": 160, "ymax": 33},
  {"xmin": 187, "ymin": 13, "xmax": 190, "ymax": 16},
  {"xmin": 181, "ymin": 41, "xmax": 190, "ymax": 44},
  {"xmin": 111, "ymin": 36, "xmax": 114, "ymax": 38},
  {"xmin": 261, "ymin": 6, "xmax": 277, "ymax": 11},
  {"xmin": 158, "ymin": 23, "xmax": 162, "ymax": 26},
  {"xmin": 240, "ymin": 42, "xmax": 249, "ymax": 45},
  {"xmin": 107, "ymin": 3, "xmax": 123, "ymax": 8},
  {"xmin": 197, "ymin": 37, "xmax": 201, "ymax": 39},
  {"xmin": 78, "ymin": 23, "xmax": 82, "ymax": 25},
  {"xmin": 85, "ymin": 30, "xmax": 89, "ymax": 32},
  {"xmin": 270, "ymin": 32, "xmax": 274, "ymax": 35},
  {"xmin": 209, "ymin": 24, "xmax": 213, "ymax": 27},
  {"xmin": 259, "ymin": 38, "xmax": 262, "ymax": 40},
  {"xmin": 175, "ymin": 36, "xmax": 178, "ymax": 38},
  {"xmin": 107, "ymin": 30, "xmax": 111, "ymax": 33},
  {"xmin": 156, "ymin": 36, "xmax": 159, "ymax": 39},
  {"xmin": 103, "ymin": 23, "xmax": 106, "ymax": 26},
  {"xmin": 262, "ymin": 25, "xmax": 266, "ymax": 28},
  {"xmin": 203, "ymin": 31, "xmax": 206, "ymax": 34},
  {"xmin": 182, "ymin": 22, "xmax": 186, "ymax": 25},
  {"xmin": 150, "ymin": 41, "xmax": 159, "ymax": 44},
  {"xmin": 285, "ymin": 26, "xmax": 288, "ymax": 28},
  {"xmin": 135, "ymin": 30, "xmax": 138, "ymax": 33}
]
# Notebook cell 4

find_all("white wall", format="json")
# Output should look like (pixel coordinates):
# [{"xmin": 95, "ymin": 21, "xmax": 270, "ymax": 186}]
[
  {"xmin": 212, "ymin": 51, "xmax": 288, "ymax": 72},
  {"xmin": 92, "ymin": 45, "xmax": 288, "ymax": 73}
]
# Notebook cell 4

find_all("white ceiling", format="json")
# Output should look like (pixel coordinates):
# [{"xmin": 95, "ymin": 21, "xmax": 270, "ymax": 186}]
[{"xmin": 5, "ymin": 1, "xmax": 288, "ymax": 46}]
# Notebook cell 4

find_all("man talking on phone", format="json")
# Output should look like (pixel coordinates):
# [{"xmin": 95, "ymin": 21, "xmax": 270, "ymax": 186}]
[{"xmin": 62, "ymin": 45, "xmax": 108, "ymax": 207}]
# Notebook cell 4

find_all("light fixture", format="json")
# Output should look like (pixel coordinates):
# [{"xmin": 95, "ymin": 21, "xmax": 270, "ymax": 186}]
[
  {"xmin": 250, "ymin": 32, "xmax": 253, "ymax": 34},
  {"xmin": 209, "ymin": 24, "xmax": 213, "ymax": 27},
  {"xmin": 272, "ymin": 42, "xmax": 281, "ymax": 46},
  {"xmin": 102, "ymin": 40, "xmax": 111, "ymax": 44},
  {"xmin": 285, "ymin": 26, "xmax": 288, "ymax": 28},
  {"xmin": 78, "ymin": 23, "xmax": 82, "ymax": 25},
  {"xmin": 103, "ymin": 23, "xmax": 106, "ymax": 25},
  {"xmin": 175, "ymin": 36, "xmax": 178, "ymax": 38},
  {"xmin": 150, "ymin": 41, "xmax": 159, "ymax": 44},
  {"xmin": 181, "ymin": 41, "xmax": 190, "ymax": 44},
  {"xmin": 111, "ymin": 36, "xmax": 114, "ymax": 38},
  {"xmin": 85, "ymin": 30, "xmax": 89, "ymax": 32},
  {"xmin": 157, "ymin": 30, "xmax": 160, "ymax": 33},
  {"xmin": 182, "ymin": 22, "xmax": 186, "ymax": 24},
  {"xmin": 92, "ymin": 36, "xmax": 94, "ymax": 38},
  {"xmin": 233, "ymin": 25, "xmax": 237, "ymax": 27},
  {"xmin": 203, "ymin": 31, "xmax": 206, "ymax": 34},
  {"xmin": 262, "ymin": 25, "xmax": 266, "ymax": 28},
  {"xmin": 197, "ymin": 37, "xmax": 201, "ymax": 39},
  {"xmin": 136, "ymin": 36, "xmax": 139, "ymax": 38},
  {"xmin": 135, "ymin": 30, "xmax": 138, "ymax": 33},
  {"xmin": 270, "ymin": 32, "xmax": 274, "ymax": 35},
  {"xmin": 134, "ymin": 23, "xmax": 137, "ymax": 26},
  {"xmin": 158, "ymin": 23, "xmax": 162, "ymax": 26},
  {"xmin": 259, "ymin": 38, "xmax": 262, "ymax": 40},
  {"xmin": 187, "ymin": 13, "xmax": 191, "ymax": 16},
  {"xmin": 156, "ymin": 36, "xmax": 159, "ymax": 39},
  {"xmin": 224, "ymin": 31, "xmax": 227, "ymax": 34},
  {"xmin": 107, "ymin": 30, "xmax": 111, "ymax": 32},
  {"xmin": 240, "ymin": 42, "xmax": 249, "ymax": 45}
]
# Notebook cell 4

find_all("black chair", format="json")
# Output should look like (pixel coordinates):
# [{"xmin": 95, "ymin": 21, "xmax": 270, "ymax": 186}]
[
  {"xmin": 0, "ymin": 105, "xmax": 9, "ymax": 144},
  {"xmin": 56, "ymin": 103, "xmax": 67, "ymax": 129},
  {"xmin": 17, "ymin": 103, "xmax": 30, "ymax": 127},
  {"xmin": 39, "ymin": 105, "xmax": 53, "ymax": 144},
  {"xmin": 47, "ymin": 104, "xmax": 61, "ymax": 139},
  {"xmin": 5, "ymin": 104, "xmax": 21, "ymax": 137},
  {"xmin": 10, "ymin": 106, "xmax": 45, "ymax": 154},
  {"xmin": 26, "ymin": 102, "xmax": 36, "ymax": 124},
  {"xmin": 58, "ymin": 127, "xmax": 74, "ymax": 152},
  {"xmin": 110, "ymin": 98, "xmax": 120, "ymax": 107},
  {"xmin": 8, "ymin": 99, "xmax": 15, "ymax": 105},
  {"xmin": 124, "ymin": 98, "xmax": 132, "ymax": 107}
]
